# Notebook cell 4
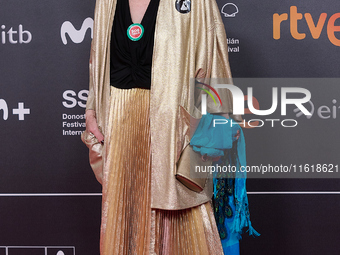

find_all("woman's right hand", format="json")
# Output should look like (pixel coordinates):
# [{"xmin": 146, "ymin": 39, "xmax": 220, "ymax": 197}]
[{"xmin": 85, "ymin": 109, "xmax": 104, "ymax": 144}]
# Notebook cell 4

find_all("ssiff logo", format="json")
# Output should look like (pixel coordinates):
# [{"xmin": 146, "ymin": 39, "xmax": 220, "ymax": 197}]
[
  {"xmin": 61, "ymin": 17, "xmax": 93, "ymax": 45},
  {"xmin": 273, "ymin": 6, "xmax": 340, "ymax": 46}
]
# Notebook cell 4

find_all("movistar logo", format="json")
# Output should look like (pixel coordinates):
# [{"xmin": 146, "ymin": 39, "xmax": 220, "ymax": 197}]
[{"xmin": 60, "ymin": 17, "xmax": 93, "ymax": 45}]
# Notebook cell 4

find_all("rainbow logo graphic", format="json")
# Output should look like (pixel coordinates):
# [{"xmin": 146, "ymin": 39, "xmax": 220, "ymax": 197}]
[{"xmin": 196, "ymin": 81, "xmax": 223, "ymax": 106}]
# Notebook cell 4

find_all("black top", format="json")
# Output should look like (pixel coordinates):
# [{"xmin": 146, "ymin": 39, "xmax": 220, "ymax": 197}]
[{"xmin": 110, "ymin": 0, "xmax": 160, "ymax": 89}]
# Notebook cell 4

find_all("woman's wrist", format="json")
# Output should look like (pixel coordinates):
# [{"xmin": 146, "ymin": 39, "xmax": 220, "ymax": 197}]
[{"xmin": 86, "ymin": 109, "xmax": 96, "ymax": 118}]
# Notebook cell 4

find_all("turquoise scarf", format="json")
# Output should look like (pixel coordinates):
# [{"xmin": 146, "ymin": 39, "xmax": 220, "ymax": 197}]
[{"xmin": 190, "ymin": 113, "xmax": 260, "ymax": 254}]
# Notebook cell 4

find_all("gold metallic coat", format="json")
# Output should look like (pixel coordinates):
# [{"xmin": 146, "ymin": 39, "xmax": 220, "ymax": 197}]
[{"xmin": 86, "ymin": 0, "xmax": 235, "ymax": 210}]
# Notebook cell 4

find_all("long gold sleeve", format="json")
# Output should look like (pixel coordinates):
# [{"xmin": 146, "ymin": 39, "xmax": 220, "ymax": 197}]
[{"xmin": 86, "ymin": 42, "xmax": 96, "ymax": 111}]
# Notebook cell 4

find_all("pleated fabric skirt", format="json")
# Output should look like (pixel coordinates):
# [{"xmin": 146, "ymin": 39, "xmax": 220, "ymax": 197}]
[{"xmin": 100, "ymin": 86, "xmax": 223, "ymax": 255}]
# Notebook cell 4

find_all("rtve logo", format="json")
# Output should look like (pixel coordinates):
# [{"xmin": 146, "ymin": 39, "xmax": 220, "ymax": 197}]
[
  {"xmin": 1, "ymin": 24, "xmax": 32, "ymax": 44},
  {"xmin": 273, "ymin": 6, "xmax": 340, "ymax": 46},
  {"xmin": 60, "ymin": 17, "xmax": 93, "ymax": 45}
]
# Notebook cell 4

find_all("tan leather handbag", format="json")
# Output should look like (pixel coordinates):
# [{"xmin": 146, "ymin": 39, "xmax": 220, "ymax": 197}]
[{"xmin": 176, "ymin": 144, "xmax": 213, "ymax": 192}]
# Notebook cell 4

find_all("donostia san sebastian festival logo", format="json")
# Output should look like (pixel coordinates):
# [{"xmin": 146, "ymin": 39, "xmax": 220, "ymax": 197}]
[{"xmin": 196, "ymin": 81, "xmax": 312, "ymax": 129}]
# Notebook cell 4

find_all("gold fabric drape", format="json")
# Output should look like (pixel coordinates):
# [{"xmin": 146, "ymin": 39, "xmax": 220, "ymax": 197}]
[
  {"xmin": 86, "ymin": 0, "xmax": 235, "ymax": 210},
  {"xmin": 100, "ymin": 86, "xmax": 223, "ymax": 255}
]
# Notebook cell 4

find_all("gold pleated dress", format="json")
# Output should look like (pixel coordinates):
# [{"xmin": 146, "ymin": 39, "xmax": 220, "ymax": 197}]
[{"xmin": 100, "ymin": 86, "xmax": 223, "ymax": 255}]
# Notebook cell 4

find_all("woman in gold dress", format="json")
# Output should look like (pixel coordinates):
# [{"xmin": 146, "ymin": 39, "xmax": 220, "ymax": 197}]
[{"xmin": 83, "ymin": 0, "xmax": 236, "ymax": 253}]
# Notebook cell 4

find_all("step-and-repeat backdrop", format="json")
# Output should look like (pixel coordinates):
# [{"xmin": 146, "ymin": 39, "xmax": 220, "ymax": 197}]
[{"xmin": 1, "ymin": 0, "xmax": 339, "ymax": 254}]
